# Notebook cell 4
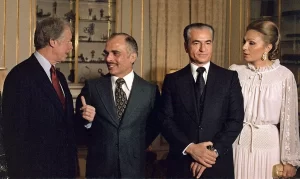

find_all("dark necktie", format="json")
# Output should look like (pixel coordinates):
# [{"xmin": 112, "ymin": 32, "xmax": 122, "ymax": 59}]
[
  {"xmin": 50, "ymin": 66, "xmax": 65, "ymax": 108},
  {"xmin": 195, "ymin": 67, "xmax": 206, "ymax": 104},
  {"xmin": 115, "ymin": 78, "xmax": 128, "ymax": 120}
]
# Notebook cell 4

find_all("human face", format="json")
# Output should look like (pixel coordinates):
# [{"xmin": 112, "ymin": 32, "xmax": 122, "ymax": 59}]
[
  {"xmin": 51, "ymin": 27, "xmax": 73, "ymax": 64},
  {"xmin": 243, "ymin": 29, "xmax": 272, "ymax": 63},
  {"xmin": 184, "ymin": 28, "xmax": 213, "ymax": 66},
  {"xmin": 103, "ymin": 36, "xmax": 136, "ymax": 78}
]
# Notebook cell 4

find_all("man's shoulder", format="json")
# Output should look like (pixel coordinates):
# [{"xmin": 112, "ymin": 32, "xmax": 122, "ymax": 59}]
[
  {"xmin": 134, "ymin": 73, "xmax": 157, "ymax": 89},
  {"xmin": 7, "ymin": 56, "xmax": 36, "ymax": 78},
  {"xmin": 210, "ymin": 62, "xmax": 238, "ymax": 75}
]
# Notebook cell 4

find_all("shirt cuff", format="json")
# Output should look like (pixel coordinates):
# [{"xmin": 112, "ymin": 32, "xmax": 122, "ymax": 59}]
[
  {"xmin": 182, "ymin": 143, "xmax": 194, "ymax": 155},
  {"xmin": 85, "ymin": 122, "xmax": 92, "ymax": 129}
]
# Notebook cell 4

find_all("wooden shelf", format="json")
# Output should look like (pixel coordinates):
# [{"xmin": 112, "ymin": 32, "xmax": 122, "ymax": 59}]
[
  {"xmin": 79, "ymin": 19, "xmax": 115, "ymax": 22},
  {"xmin": 79, "ymin": 40, "xmax": 107, "ymax": 43},
  {"xmin": 282, "ymin": 10, "xmax": 300, "ymax": 17},
  {"xmin": 78, "ymin": 61, "xmax": 106, "ymax": 64},
  {"xmin": 281, "ymin": 54, "xmax": 300, "ymax": 65},
  {"xmin": 286, "ymin": 34, "xmax": 300, "ymax": 38}
]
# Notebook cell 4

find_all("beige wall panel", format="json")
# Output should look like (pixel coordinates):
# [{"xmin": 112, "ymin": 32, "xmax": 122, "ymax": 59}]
[
  {"xmin": 0, "ymin": 0, "xmax": 5, "ymax": 68},
  {"xmin": 132, "ymin": 0, "xmax": 142, "ymax": 76},
  {"xmin": 6, "ymin": 0, "xmax": 18, "ymax": 70},
  {"xmin": 19, "ymin": 0, "xmax": 32, "ymax": 62},
  {"xmin": 120, "ymin": 0, "xmax": 131, "ymax": 34},
  {"xmin": 228, "ymin": 0, "xmax": 246, "ymax": 66},
  {"xmin": 115, "ymin": 0, "xmax": 121, "ymax": 32},
  {"xmin": 141, "ymin": 0, "xmax": 151, "ymax": 81}
]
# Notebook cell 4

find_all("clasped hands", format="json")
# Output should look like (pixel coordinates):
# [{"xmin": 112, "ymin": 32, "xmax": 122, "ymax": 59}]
[
  {"xmin": 80, "ymin": 96, "xmax": 96, "ymax": 122},
  {"xmin": 186, "ymin": 141, "xmax": 218, "ymax": 178},
  {"xmin": 280, "ymin": 164, "xmax": 298, "ymax": 179}
]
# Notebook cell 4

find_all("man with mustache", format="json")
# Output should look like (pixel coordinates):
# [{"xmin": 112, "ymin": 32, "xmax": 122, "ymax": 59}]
[{"xmin": 75, "ymin": 33, "xmax": 161, "ymax": 178}]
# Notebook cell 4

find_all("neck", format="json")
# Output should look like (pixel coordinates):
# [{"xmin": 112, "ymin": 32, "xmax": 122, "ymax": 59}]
[
  {"xmin": 251, "ymin": 59, "xmax": 273, "ymax": 69},
  {"xmin": 37, "ymin": 48, "xmax": 56, "ymax": 65}
]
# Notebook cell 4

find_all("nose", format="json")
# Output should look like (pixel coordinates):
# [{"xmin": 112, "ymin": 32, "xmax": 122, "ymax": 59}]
[
  {"xmin": 69, "ymin": 42, "xmax": 73, "ymax": 50},
  {"xmin": 105, "ymin": 53, "xmax": 113, "ymax": 62},
  {"xmin": 242, "ymin": 43, "xmax": 247, "ymax": 51},
  {"xmin": 199, "ymin": 44, "xmax": 206, "ymax": 52}
]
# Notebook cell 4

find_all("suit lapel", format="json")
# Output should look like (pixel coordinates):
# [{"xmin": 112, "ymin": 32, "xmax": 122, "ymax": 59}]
[
  {"xmin": 121, "ymin": 73, "xmax": 144, "ymax": 124},
  {"xmin": 177, "ymin": 65, "xmax": 199, "ymax": 124},
  {"xmin": 95, "ymin": 76, "xmax": 119, "ymax": 127},
  {"xmin": 29, "ymin": 56, "xmax": 64, "ymax": 115}
]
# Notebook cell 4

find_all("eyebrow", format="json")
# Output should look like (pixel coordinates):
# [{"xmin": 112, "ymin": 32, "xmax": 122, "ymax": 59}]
[
  {"xmin": 102, "ymin": 50, "xmax": 121, "ymax": 54},
  {"xmin": 103, "ymin": 50, "xmax": 108, "ymax": 55},
  {"xmin": 192, "ymin": 39, "xmax": 212, "ymax": 43}
]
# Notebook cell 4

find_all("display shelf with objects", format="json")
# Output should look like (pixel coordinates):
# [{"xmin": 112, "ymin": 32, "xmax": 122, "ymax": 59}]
[{"xmin": 36, "ymin": 0, "xmax": 116, "ymax": 83}]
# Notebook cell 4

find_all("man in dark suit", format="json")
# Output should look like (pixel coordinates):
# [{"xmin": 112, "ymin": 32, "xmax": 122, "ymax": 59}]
[
  {"xmin": 159, "ymin": 23, "xmax": 244, "ymax": 178},
  {"xmin": 2, "ymin": 17, "xmax": 77, "ymax": 178},
  {"xmin": 75, "ymin": 33, "xmax": 161, "ymax": 178}
]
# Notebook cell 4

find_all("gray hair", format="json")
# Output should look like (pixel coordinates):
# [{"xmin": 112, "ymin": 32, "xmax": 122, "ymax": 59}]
[{"xmin": 34, "ymin": 17, "xmax": 73, "ymax": 50}]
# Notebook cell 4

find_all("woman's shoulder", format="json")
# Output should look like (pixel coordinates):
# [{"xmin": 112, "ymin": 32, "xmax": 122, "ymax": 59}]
[
  {"xmin": 228, "ymin": 64, "xmax": 248, "ymax": 71},
  {"xmin": 277, "ymin": 64, "xmax": 295, "ymax": 79}
]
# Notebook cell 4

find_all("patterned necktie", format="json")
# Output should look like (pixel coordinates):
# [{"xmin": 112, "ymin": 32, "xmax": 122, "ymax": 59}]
[
  {"xmin": 195, "ymin": 67, "xmax": 206, "ymax": 104},
  {"xmin": 115, "ymin": 78, "xmax": 127, "ymax": 120},
  {"xmin": 50, "ymin": 66, "xmax": 65, "ymax": 109}
]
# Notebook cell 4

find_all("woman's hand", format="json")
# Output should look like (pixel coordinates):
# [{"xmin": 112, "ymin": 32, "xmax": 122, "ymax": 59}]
[{"xmin": 282, "ymin": 163, "xmax": 297, "ymax": 178}]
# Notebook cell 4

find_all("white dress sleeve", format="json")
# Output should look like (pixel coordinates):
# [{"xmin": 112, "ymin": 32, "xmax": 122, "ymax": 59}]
[
  {"xmin": 228, "ymin": 64, "xmax": 237, "ymax": 71},
  {"xmin": 280, "ymin": 72, "xmax": 300, "ymax": 166}
]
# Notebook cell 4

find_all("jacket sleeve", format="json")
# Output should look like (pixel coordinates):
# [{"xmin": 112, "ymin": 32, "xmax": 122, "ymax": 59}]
[
  {"xmin": 212, "ymin": 71, "xmax": 244, "ymax": 156},
  {"xmin": 159, "ymin": 74, "xmax": 191, "ymax": 153}
]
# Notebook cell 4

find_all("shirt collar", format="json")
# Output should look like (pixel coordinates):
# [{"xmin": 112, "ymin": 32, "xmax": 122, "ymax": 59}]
[
  {"xmin": 34, "ymin": 51, "xmax": 52, "ymax": 80},
  {"xmin": 111, "ymin": 70, "xmax": 134, "ymax": 91},
  {"xmin": 190, "ymin": 61, "xmax": 210, "ymax": 76}
]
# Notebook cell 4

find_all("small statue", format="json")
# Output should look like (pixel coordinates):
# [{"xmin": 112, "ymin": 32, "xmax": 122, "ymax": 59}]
[
  {"xmin": 88, "ymin": 8, "xmax": 93, "ymax": 19},
  {"xmin": 91, "ymin": 50, "xmax": 95, "ymax": 61},
  {"xmin": 83, "ymin": 23, "xmax": 95, "ymax": 41},
  {"xmin": 98, "ymin": 68, "xmax": 105, "ymax": 77},
  {"xmin": 52, "ymin": 1, "xmax": 57, "ymax": 17},
  {"xmin": 100, "ymin": 9, "xmax": 104, "ymax": 18},
  {"xmin": 78, "ymin": 53, "xmax": 85, "ymax": 62},
  {"xmin": 65, "ymin": 10, "xmax": 75, "ymax": 22}
]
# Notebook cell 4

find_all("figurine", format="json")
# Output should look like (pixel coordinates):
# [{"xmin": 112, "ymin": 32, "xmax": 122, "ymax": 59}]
[
  {"xmin": 100, "ymin": 9, "xmax": 104, "ymax": 18},
  {"xmin": 52, "ymin": 1, "xmax": 57, "ymax": 17}
]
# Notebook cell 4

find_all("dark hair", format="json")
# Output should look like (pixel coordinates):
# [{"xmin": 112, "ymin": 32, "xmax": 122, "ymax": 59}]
[
  {"xmin": 246, "ymin": 19, "xmax": 280, "ymax": 60},
  {"xmin": 109, "ymin": 33, "xmax": 138, "ymax": 57},
  {"xmin": 183, "ymin": 23, "xmax": 214, "ymax": 43},
  {"xmin": 34, "ymin": 17, "xmax": 72, "ymax": 50}
]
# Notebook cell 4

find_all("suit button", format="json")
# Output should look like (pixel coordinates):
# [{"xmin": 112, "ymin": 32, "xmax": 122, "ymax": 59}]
[
  {"xmin": 198, "ymin": 126, "xmax": 203, "ymax": 130},
  {"xmin": 115, "ymin": 144, "xmax": 118, "ymax": 148}
]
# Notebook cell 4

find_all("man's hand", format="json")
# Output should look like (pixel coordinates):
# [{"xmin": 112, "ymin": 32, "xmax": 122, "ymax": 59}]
[
  {"xmin": 185, "ymin": 142, "xmax": 217, "ymax": 168},
  {"xmin": 80, "ymin": 96, "xmax": 96, "ymax": 122},
  {"xmin": 282, "ymin": 163, "xmax": 297, "ymax": 178},
  {"xmin": 190, "ymin": 162, "xmax": 206, "ymax": 178}
]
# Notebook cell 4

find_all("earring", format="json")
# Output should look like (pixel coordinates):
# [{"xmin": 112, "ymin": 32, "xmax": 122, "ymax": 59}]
[{"xmin": 262, "ymin": 52, "xmax": 267, "ymax": 61}]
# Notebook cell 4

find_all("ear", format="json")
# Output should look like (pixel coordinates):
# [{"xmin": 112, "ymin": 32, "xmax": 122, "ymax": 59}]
[
  {"xmin": 265, "ymin": 43, "xmax": 272, "ymax": 53},
  {"xmin": 184, "ymin": 42, "xmax": 188, "ymax": 53},
  {"xmin": 130, "ymin": 53, "xmax": 137, "ymax": 64},
  {"xmin": 49, "ymin": 39, "xmax": 56, "ymax": 48}
]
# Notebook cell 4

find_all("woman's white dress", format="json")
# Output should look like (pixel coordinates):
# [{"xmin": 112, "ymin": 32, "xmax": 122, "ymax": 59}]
[{"xmin": 230, "ymin": 59, "xmax": 300, "ymax": 179}]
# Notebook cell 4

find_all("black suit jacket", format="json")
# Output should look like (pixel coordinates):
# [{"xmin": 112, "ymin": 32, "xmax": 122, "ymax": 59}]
[
  {"xmin": 75, "ymin": 73, "xmax": 161, "ymax": 178},
  {"xmin": 2, "ymin": 54, "xmax": 77, "ymax": 178},
  {"xmin": 159, "ymin": 63, "xmax": 244, "ymax": 178}
]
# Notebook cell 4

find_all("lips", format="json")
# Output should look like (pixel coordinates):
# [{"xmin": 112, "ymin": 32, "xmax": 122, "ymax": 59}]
[{"xmin": 107, "ymin": 63, "xmax": 116, "ymax": 69}]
